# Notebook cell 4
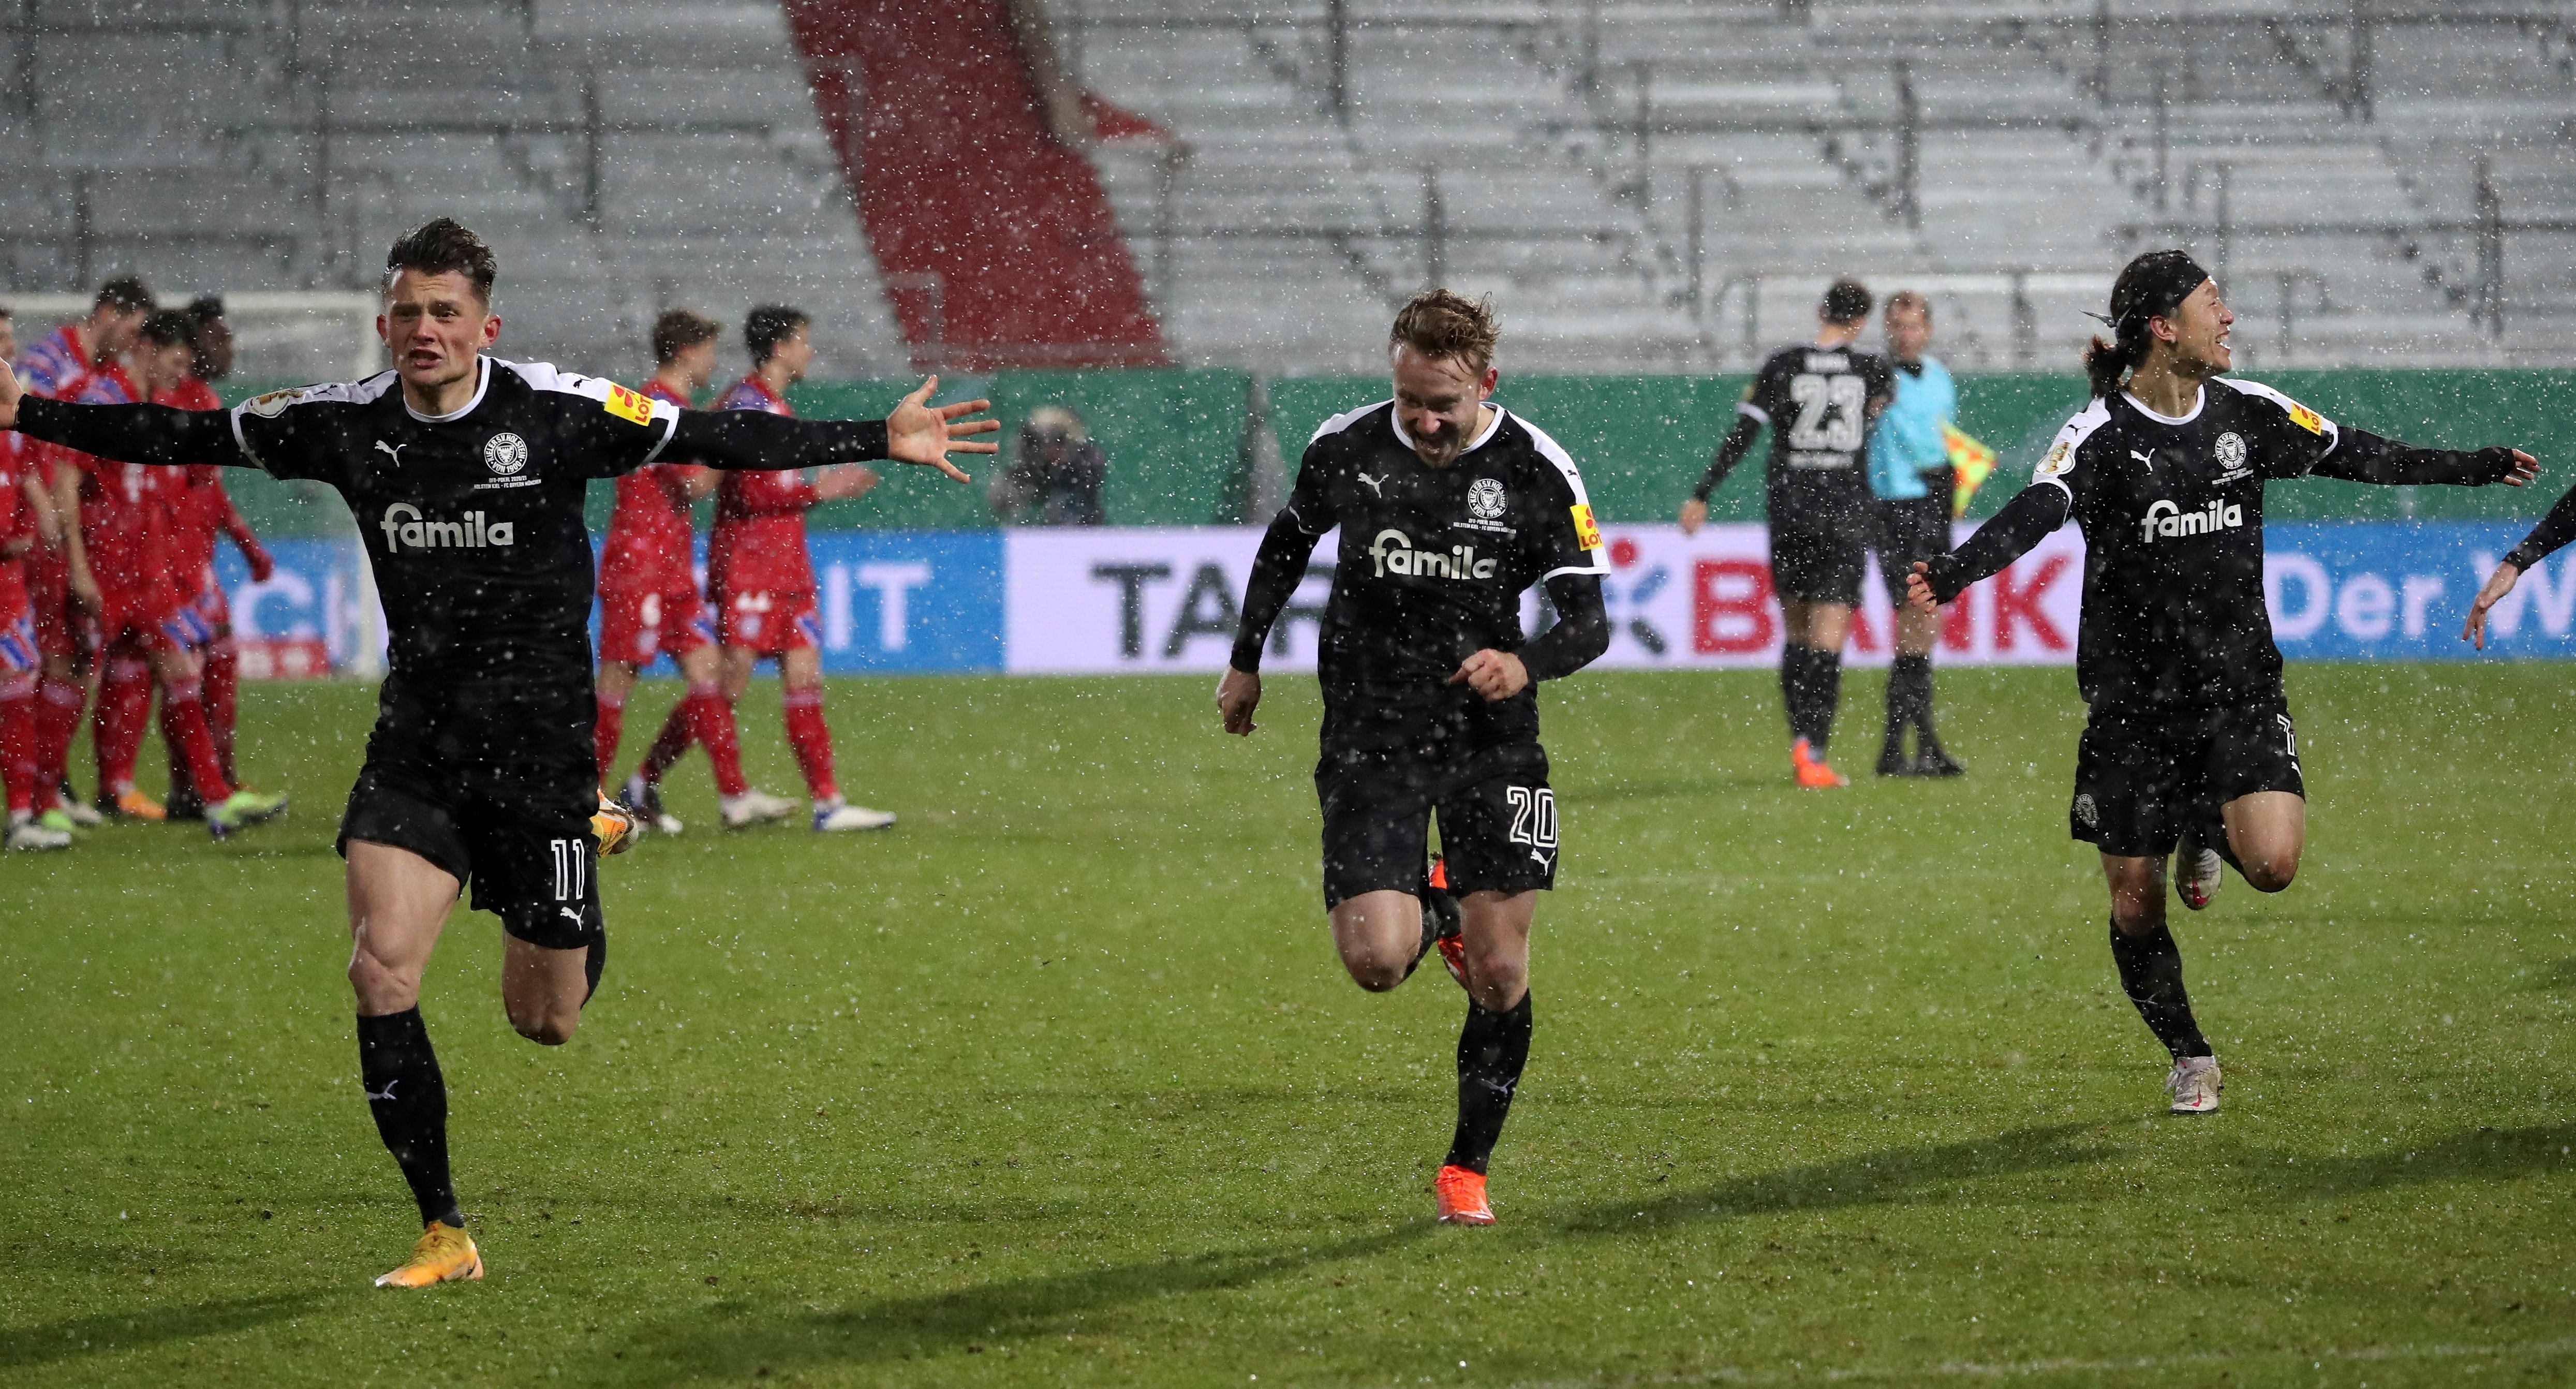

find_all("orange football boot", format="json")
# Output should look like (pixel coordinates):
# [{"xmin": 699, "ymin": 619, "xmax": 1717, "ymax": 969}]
[
  {"xmin": 113, "ymin": 788, "xmax": 168, "ymax": 821},
  {"xmin": 1434, "ymin": 1164, "xmax": 1495, "ymax": 1225},
  {"xmin": 1792, "ymin": 737, "xmax": 1846, "ymax": 789},
  {"xmin": 375, "ymin": 1221, "xmax": 484, "ymax": 1288}
]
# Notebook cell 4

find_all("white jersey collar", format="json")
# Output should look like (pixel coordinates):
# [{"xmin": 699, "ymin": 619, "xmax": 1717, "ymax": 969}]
[
  {"xmin": 2123, "ymin": 386, "xmax": 2205, "ymax": 426},
  {"xmin": 403, "ymin": 356, "xmax": 492, "ymax": 424},
  {"xmin": 1389, "ymin": 402, "xmax": 1508, "ymax": 459}
]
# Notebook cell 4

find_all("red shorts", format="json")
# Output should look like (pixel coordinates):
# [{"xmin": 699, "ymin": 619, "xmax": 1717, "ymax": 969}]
[
  {"xmin": 82, "ymin": 579, "xmax": 196, "ymax": 655},
  {"xmin": 599, "ymin": 577, "xmax": 714, "ymax": 667},
  {"xmin": 716, "ymin": 589, "xmax": 820, "ymax": 656}
]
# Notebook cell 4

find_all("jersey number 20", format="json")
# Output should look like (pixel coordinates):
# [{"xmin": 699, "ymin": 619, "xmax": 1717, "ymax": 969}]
[
  {"xmin": 1505, "ymin": 786, "xmax": 1559, "ymax": 851},
  {"xmin": 1788, "ymin": 374, "xmax": 1866, "ymax": 452}
]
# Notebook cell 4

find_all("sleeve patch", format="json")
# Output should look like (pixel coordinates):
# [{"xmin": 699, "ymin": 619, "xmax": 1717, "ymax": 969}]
[
  {"xmin": 604, "ymin": 383, "xmax": 654, "ymax": 426},
  {"xmin": 243, "ymin": 388, "xmax": 307, "ymax": 418},
  {"xmin": 2035, "ymin": 439, "xmax": 2075, "ymax": 480},
  {"xmin": 2286, "ymin": 402, "xmax": 2325, "ymax": 435},
  {"xmin": 1570, "ymin": 503, "xmax": 1603, "ymax": 551}
]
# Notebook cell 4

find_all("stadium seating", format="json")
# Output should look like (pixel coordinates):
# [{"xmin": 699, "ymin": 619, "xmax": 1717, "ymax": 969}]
[{"xmin": 0, "ymin": 1, "xmax": 2567, "ymax": 378}]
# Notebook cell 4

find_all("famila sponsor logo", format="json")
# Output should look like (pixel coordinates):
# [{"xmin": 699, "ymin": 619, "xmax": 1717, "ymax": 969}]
[
  {"xmin": 2139, "ymin": 497, "xmax": 2243, "ymax": 543},
  {"xmin": 1367, "ymin": 528, "xmax": 1497, "ymax": 580},
  {"xmin": 380, "ymin": 503, "xmax": 515, "ymax": 551}
]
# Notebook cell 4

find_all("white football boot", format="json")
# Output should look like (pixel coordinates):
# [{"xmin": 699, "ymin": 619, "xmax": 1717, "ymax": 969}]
[
  {"xmin": 7, "ymin": 812, "xmax": 73, "ymax": 851},
  {"xmin": 2166, "ymin": 1055, "xmax": 2222, "ymax": 1115},
  {"xmin": 622, "ymin": 773, "xmax": 684, "ymax": 837},
  {"xmin": 2173, "ymin": 822, "xmax": 2223, "ymax": 911},
  {"xmin": 719, "ymin": 787, "xmax": 800, "ymax": 830},
  {"xmin": 812, "ymin": 797, "xmax": 896, "ymax": 832}
]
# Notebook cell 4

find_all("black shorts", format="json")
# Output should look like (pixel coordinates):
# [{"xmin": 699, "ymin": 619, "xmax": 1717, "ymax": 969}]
[
  {"xmin": 337, "ymin": 755, "xmax": 605, "ymax": 951},
  {"xmin": 1869, "ymin": 491, "xmax": 1950, "ymax": 609},
  {"xmin": 2070, "ymin": 697, "xmax": 2305, "ymax": 857},
  {"xmin": 1315, "ymin": 742, "xmax": 1558, "ymax": 909},
  {"xmin": 1769, "ymin": 518, "xmax": 1867, "ymax": 605}
]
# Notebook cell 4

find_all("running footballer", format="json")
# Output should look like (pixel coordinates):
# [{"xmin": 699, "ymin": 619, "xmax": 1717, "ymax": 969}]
[
  {"xmin": 0, "ymin": 219, "xmax": 998, "ymax": 1287},
  {"xmin": 1219, "ymin": 291, "xmax": 1611, "ymax": 1225},
  {"xmin": 1906, "ymin": 250, "xmax": 2535, "ymax": 1114}
]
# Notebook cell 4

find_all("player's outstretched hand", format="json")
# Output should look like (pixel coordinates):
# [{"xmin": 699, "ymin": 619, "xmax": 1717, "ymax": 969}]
[
  {"xmin": 0, "ymin": 358, "xmax": 21, "ymax": 431},
  {"xmin": 1217, "ymin": 666, "xmax": 1261, "ymax": 735},
  {"xmin": 1678, "ymin": 497, "xmax": 1708, "ymax": 536},
  {"xmin": 1904, "ymin": 561, "xmax": 1941, "ymax": 617},
  {"xmin": 2463, "ymin": 560, "xmax": 2522, "ymax": 649},
  {"xmin": 885, "ymin": 376, "xmax": 999, "ymax": 482},
  {"xmin": 2499, "ymin": 449, "xmax": 2540, "ymax": 487},
  {"xmin": 1450, "ymin": 649, "xmax": 1529, "ymax": 702}
]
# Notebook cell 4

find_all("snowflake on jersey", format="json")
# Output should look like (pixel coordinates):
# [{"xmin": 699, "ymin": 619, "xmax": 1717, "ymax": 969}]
[{"xmin": 1928, "ymin": 377, "xmax": 2523, "ymax": 708}]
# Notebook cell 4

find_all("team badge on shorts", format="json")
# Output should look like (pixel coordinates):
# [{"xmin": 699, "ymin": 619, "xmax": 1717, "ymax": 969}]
[{"xmin": 2072, "ymin": 792, "xmax": 2099, "ymax": 828}]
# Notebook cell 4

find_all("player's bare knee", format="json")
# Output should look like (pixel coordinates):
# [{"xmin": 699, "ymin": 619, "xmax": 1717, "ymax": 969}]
[
  {"xmin": 509, "ymin": 1001, "xmax": 578, "ymax": 1046},
  {"xmin": 2241, "ymin": 854, "xmax": 2298, "ymax": 893},
  {"xmin": 1341, "ymin": 950, "xmax": 1408, "ymax": 993},
  {"xmin": 347, "ymin": 945, "xmax": 416, "ymax": 1010}
]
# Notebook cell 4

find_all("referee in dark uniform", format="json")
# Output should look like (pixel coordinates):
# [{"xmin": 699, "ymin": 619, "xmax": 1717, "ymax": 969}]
[
  {"xmin": 0, "ymin": 219, "xmax": 999, "ymax": 1286},
  {"xmin": 1908, "ymin": 249, "xmax": 2535, "ymax": 1115},
  {"xmin": 1219, "ymin": 290, "xmax": 1611, "ymax": 1225},
  {"xmin": 1680, "ymin": 278, "xmax": 1894, "ymax": 788}
]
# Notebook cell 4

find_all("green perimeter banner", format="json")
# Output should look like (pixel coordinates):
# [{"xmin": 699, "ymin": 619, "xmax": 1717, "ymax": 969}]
[{"xmin": 214, "ymin": 369, "xmax": 2574, "ymax": 537}]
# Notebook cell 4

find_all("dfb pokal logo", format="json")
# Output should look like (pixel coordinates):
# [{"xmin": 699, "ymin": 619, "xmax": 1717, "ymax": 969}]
[
  {"xmin": 1467, "ymin": 477, "xmax": 1506, "ymax": 521},
  {"xmin": 483, "ymin": 432, "xmax": 529, "ymax": 477}
]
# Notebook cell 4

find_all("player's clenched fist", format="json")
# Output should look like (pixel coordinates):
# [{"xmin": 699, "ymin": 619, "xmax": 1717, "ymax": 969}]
[
  {"xmin": 1449, "ymin": 648, "xmax": 1529, "ymax": 702},
  {"xmin": 1216, "ymin": 666, "xmax": 1261, "ymax": 735}
]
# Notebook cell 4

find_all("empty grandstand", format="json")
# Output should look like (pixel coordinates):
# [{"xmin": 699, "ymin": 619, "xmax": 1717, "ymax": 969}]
[{"xmin": 0, "ymin": 0, "xmax": 2568, "ymax": 376}]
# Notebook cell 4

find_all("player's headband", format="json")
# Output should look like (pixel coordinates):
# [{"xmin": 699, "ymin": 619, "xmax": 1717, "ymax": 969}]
[{"xmin": 2083, "ymin": 250, "xmax": 2210, "ymax": 333}]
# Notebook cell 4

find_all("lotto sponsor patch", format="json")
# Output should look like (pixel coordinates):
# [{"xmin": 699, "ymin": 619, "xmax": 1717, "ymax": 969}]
[
  {"xmin": 604, "ymin": 383, "xmax": 655, "ymax": 426},
  {"xmin": 1570, "ymin": 504, "xmax": 1602, "ymax": 551},
  {"xmin": 2286, "ymin": 401, "xmax": 2326, "ymax": 435}
]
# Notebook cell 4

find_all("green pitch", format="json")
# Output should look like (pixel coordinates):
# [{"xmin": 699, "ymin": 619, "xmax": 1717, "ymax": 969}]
[{"xmin": 4, "ymin": 667, "xmax": 2571, "ymax": 1387}]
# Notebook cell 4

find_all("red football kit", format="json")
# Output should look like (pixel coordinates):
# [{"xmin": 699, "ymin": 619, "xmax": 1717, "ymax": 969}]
[
  {"xmin": 597, "ymin": 380, "xmax": 715, "ymax": 666},
  {"xmin": 707, "ymin": 376, "xmax": 821, "ymax": 655},
  {"xmin": 68, "ymin": 366, "xmax": 193, "ymax": 647},
  {"xmin": 0, "ymin": 432, "xmax": 35, "ymax": 667}
]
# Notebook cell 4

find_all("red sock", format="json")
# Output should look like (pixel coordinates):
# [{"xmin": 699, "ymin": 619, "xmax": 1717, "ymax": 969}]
[
  {"xmin": 205, "ymin": 637, "xmax": 239, "ymax": 784},
  {"xmin": 640, "ymin": 699, "xmax": 694, "ymax": 784},
  {"xmin": 34, "ymin": 677, "xmax": 83, "ymax": 810},
  {"xmin": 160, "ymin": 681, "xmax": 232, "ymax": 804},
  {"xmin": 594, "ymin": 686, "xmax": 627, "ymax": 782},
  {"xmin": 1, "ymin": 678, "xmax": 34, "ymax": 816},
  {"xmin": 96, "ymin": 657, "xmax": 153, "ymax": 796},
  {"xmin": 687, "ymin": 686, "xmax": 748, "ymax": 797},
  {"xmin": 158, "ymin": 687, "xmax": 197, "ymax": 803},
  {"xmin": 781, "ymin": 686, "xmax": 837, "ymax": 802}
]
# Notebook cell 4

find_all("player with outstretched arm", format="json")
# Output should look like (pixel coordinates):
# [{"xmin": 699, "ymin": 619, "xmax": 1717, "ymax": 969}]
[
  {"xmin": 1904, "ymin": 250, "xmax": 2535, "ymax": 1114},
  {"xmin": 0, "ymin": 219, "xmax": 997, "ymax": 1288},
  {"xmin": 1218, "ymin": 291, "xmax": 1611, "ymax": 1225}
]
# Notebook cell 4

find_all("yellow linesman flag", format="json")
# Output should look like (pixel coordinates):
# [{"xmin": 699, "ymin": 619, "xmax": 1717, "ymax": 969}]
[{"xmin": 1943, "ymin": 422, "xmax": 1996, "ymax": 518}]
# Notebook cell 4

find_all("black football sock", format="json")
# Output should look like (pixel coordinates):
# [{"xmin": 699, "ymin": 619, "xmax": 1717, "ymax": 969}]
[
  {"xmin": 1444, "ymin": 992, "xmax": 1533, "ymax": 1175},
  {"xmin": 584, "ymin": 929, "xmax": 606, "ymax": 1005},
  {"xmin": 1808, "ymin": 647, "xmax": 1843, "ymax": 755},
  {"xmin": 1889, "ymin": 653, "xmax": 1932, "ymax": 748},
  {"xmin": 357, "ymin": 1008, "xmax": 464, "ymax": 1229},
  {"xmin": 1778, "ymin": 647, "xmax": 1811, "ymax": 743},
  {"xmin": 2108, "ymin": 921, "xmax": 2211, "ymax": 1059}
]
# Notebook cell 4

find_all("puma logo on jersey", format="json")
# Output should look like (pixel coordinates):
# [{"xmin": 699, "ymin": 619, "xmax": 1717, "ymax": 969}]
[
  {"xmin": 2140, "ymin": 498, "xmax": 2244, "ymax": 543},
  {"xmin": 364, "ymin": 1080, "xmax": 398, "ymax": 1102},
  {"xmin": 1367, "ymin": 528, "xmax": 1497, "ymax": 580},
  {"xmin": 1355, "ymin": 472, "xmax": 1387, "ymax": 497},
  {"xmin": 373, "ymin": 440, "xmax": 409, "ymax": 468},
  {"xmin": 380, "ymin": 503, "xmax": 516, "ymax": 551}
]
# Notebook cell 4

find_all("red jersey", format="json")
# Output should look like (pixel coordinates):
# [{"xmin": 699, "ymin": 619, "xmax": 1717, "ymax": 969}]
[
  {"xmin": 0, "ymin": 431, "xmax": 29, "ymax": 615},
  {"xmin": 707, "ymin": 375, "xmax": 820, "ymax": 597},
  {"xmin": 601, "ymin": 379, "xmax": 711, "ymax": 588},
  {"xmin": 155, "ymin": 379, "xmax": 225, "ymax": 588},
  {"xmin": 66, "ymin": 365, "xmax": 179, "ymax": 598}
]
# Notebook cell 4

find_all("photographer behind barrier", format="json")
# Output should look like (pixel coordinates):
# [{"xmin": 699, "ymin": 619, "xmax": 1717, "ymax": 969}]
[{"xmin": 991, "ymin": 404, "xmax": 1107, "ymax": 527}]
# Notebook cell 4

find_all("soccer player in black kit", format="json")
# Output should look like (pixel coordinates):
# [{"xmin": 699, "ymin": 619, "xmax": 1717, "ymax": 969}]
[
  {"xmin": 1905, "ymin": 250, "xmax": 2535, "ymax": 1113},
  {"xmin": 0, "ymin": 219, "xmax": 999, "ymax": 1285},
  {"xmin": 1679, "ymin": 278, "xmax": 1893, "ymax": 788},
  {"xmin": 1217, "ymin": 291, "xmax": 1610, "ymax": 1224}
]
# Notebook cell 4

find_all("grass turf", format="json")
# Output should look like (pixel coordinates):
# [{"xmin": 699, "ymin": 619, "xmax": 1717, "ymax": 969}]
[{"xmin": 2, "ymin": 666, "xmax": 2572, "ymax": 1388}]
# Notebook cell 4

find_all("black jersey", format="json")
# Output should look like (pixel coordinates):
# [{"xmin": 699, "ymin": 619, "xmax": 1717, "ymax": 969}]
[
  {"xmin": 2036, "ymin": 377, "xmax": 2341, "ymax": 709},
  {"xmin": 1279, "ymin": 401, "xmax": 1607, "ymax": 743},
  {"xmin": 230, "ymin": 357, "xmax": 679, "ymax": 763},
  {"xmin": 1737, "ymin": 343, "xmax": 1896, "ymax": 527}
]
